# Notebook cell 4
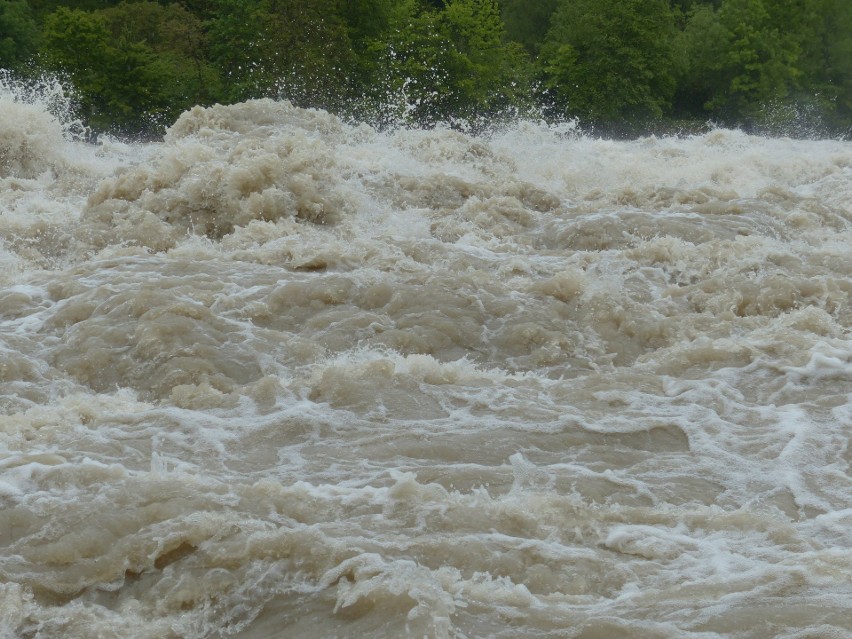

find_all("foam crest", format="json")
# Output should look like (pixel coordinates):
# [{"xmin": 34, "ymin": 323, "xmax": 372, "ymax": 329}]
[
  {"xmin": 0, "ymin": 74, "xmax": 88, "ymax": 180},
  {"xmin": 1, "ymin": 99, "xmax": 851, "ymax": 638},
  {"xmin": 83, "ymin": 100, "xmax": 354, "ymax": 247}
]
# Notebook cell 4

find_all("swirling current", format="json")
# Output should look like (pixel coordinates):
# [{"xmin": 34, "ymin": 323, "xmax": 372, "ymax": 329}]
[{"xmin": 0, "ymin": 90, "xmax": 851, "ymax": 639}]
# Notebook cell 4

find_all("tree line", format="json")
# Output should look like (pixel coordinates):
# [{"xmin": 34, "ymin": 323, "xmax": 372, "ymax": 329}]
[{"xmin": 1, "ymin": 0, "xmax": 850, "ymax": 137}]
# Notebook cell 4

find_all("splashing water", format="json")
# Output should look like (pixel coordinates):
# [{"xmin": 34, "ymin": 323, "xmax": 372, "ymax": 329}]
[{"xmin": 0, "ymin": 92, "xmax": 850, "ymax": 639}]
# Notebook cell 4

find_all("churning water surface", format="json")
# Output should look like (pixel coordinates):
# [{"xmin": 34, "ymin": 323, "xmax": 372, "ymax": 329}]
[{"xmin": 0, "ymin": 88, "xmax": 850, "ymax": 639}]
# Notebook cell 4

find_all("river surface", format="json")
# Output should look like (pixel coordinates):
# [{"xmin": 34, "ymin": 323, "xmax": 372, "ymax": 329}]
[{"xmin": 1, "ymin": 89, "xmax": 851, "ymax": 639}]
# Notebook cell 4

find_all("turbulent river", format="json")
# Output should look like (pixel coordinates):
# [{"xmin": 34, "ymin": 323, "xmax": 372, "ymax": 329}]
[{"xmin": 1, "ymin": 89, "xmax": 851, "ymax": 639}]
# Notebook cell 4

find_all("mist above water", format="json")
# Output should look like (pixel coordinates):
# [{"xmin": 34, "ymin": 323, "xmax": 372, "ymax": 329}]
[{"xmin": 0, "ymin": 86, "xmax": 850, "ymax": 639}]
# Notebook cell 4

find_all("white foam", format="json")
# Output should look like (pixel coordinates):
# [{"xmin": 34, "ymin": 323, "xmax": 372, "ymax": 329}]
[{"xmin": 0, "ymin": 99, "xmax": 850, "ymax": 638}]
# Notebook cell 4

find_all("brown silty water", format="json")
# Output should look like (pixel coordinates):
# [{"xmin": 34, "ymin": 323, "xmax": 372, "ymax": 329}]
[{"xmin": 0, "ymin": 92, "xmax": 851, "ymax": 639}]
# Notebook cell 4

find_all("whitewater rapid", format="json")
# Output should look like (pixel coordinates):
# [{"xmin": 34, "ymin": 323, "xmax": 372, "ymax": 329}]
[{"xmin": 0, "ymin": 91, "xmax": 850, "ymax": 639}]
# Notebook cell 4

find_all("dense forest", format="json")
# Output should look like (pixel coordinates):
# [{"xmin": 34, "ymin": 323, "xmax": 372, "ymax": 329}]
[{"xmin": 1, "ymin": 0, "xmax": 850, "ymax": 137}]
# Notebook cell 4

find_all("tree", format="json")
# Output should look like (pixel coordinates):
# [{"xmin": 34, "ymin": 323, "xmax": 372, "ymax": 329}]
[
  {"xmin": 41, "ymin": 7, "xmax": 114, "ymax": 119},
  {"xmin": 440, "ymin": 0, "xmax": 532, "ymax": 117},
  {"xmin": 206, "ymin": 0, "xmax": 356, "ymax": 109},
  {"xmin": 714, "ymin": 0, "xmax": 800, "ymax": 117},
  {"xmin": 0, "ymin": 0, "xmax": 39, "ymax": 70},
  {"xmin": 102, "ymin": 1, "xmax": 221, "ymax": 109},
  {"xmin": 674, "ymin": 3, "xmax": 730, "ymax": 117},
  {"xmin": 821, "ymin": 0, "xmax": 852, "ymax": 129},
  {"xmin": 371, "ymin": 0, "xmax": 533, "ymax": 126},
  {"xmin": 539, "ymin": 0, "xmax": 679, "ymax": 129},
  {"xmin": 342, "ymin": 0, "xmax": 417, "ymax": 48},
  {"xmin": 498, "ymin": 0, "xmax": 558, "ymax": 54},
  {"xmin": 28, "ymin": 0, "xmax": 125, "ymax": 18},
  {"xmin": 41, "ymin": 3, "xmax": 218, "ymax": 134},
  {"xmin": 677, "ymin": 0, "xmax": 807, "ymax": 128},
  {"xmin": 791, "ymin": 0, "xmax": 852, "ymax": 131}
]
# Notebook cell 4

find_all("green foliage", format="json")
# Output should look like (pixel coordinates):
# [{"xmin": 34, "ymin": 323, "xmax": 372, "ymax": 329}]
[
  {"xmin": 793, "ymin": 0, "xmax": 852, "ymax": 130},
  {"xmin": 41, "ymin": 8, "xmax": 112, "ymax": 105},
  {"xmin": 371, "ymin": 0, "xmax": 533, "ymax": 125},
  {"xmin": 675, "ymin": 4, "xmax": 730, "ymax": 116},
  {"xmin": 0, "ymin": 0, "xmax": 40, "ymax": 70},
  {"xmin": 670, "ymin": 0, "xmax": 721, "ymax": 12},
  {"xmin": 10, "ymin": 0, "xmax": 850, "ymax": 136},
  {"xmin": 711, "ymin": 0, "xmax": 800, "ymax": 116},
  {"xmin": 368, "ymin": 7, "xmax": 461, "ymax": 124},
  {"xmin": 103, "ymin": 2, "xmax": 220, "ymax": 120},
  {"xmin": 440, "ymin": 0, "xmax": 533, "ymax": 116},
  {"xmin": 539, "ymin": 0, "xmax": 679, "ymax": 128},
  {"xmin": 41, "ymin": 2, "xmax": 217, "ymax": 134},
  {"xmin": 498, "ymin": 0, "xmax": 558, "ymax": 54},
  {"xmin": 824, "ymin": 2, "xmax": 852, "ymax": 125},
  {"xmin": 204, "ymin": 0, "xmax": 278, "ymax": 102},
  {"xmin": 342, "ymin": 0, "xmax": 416, "ymax": 48},
  {"xmin": 28, "ymin": 0, "xmax": 125, "ymax": 17},
  {"xmin": 677, "ymin": 0, "xmax": 852, "ymax": 131},
  {"xmin": 207, "ymin": 0, "xmax": 356, "ymax": 109}
]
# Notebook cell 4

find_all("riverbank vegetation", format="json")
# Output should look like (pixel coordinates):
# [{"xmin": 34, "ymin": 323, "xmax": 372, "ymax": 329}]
[{"xmin": 2, "ymin": 0, "xmax": 850, "ymax": 137}]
